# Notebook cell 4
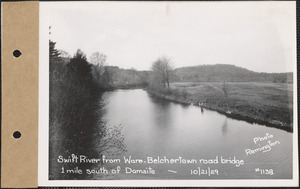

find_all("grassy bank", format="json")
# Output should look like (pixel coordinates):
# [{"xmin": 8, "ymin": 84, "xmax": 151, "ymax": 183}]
[{"xmin": 147, "ymin": 82, "xmax": 293, "ymax": 132}]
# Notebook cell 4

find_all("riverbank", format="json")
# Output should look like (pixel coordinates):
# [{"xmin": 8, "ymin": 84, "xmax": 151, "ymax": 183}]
[
  {"xmin": 146, "ymin": 82, "xmax": 293, "ymax": 132},
  {"xmin": 106, "ymin": 83, "xmax": 148, "ymax": 90}
]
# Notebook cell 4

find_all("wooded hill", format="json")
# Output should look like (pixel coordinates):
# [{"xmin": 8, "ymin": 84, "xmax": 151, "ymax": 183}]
[
  {"xmin": 100, "ymin": 64, "xmax": 293, "ymax": 87},
  {"xmin": 172, "ymin": 64, "xmax": 293, "ymax": 83}
]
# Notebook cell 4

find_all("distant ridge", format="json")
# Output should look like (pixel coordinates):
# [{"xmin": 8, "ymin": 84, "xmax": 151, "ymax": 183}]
[{"xmin": 173, "ymin": 64, "xmax": 292, "ymax": 83}]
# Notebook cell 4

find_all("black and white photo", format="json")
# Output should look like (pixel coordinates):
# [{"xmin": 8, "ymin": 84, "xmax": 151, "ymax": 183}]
[{"xmin": 38, "ymin": 1, "xmax": 298, "ymax": 187}]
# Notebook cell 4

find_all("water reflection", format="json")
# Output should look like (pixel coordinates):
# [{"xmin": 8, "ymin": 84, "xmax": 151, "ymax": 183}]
[
  {"xmin": 100, "ymin": 89, "xmax": 292, "ymax": 179},
  {"xmin": 148, "ymin": 96, "xmax": 173, "ymax": 129},
  {"xmin": 49, "ymin": 93, "xmax": 102, "ymax": 180},
  {"xmin": 49, "ymin": 92, "xmax": 126, "ymax": 180},
  {"xmin": 50, "ymin": 89, "xmax": 293, "ymax": 180},
  {"xmin": 222, "ymin": 118, "xmax": 228, "ymax": 136}
]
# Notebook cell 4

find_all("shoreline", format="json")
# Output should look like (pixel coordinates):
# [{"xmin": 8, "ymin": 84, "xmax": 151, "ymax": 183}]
[
  {"xmin": 100, "ymin": 83, "xmax": 148, "ymax": 91},
  {"xmin": 146, "ymin": 88, "xmax": 293, "ymax": 133}
]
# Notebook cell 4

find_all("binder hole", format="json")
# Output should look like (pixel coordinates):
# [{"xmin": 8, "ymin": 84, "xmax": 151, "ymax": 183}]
[
  {"xmin": 13, "ymin": 131, "xmax": 21, "ymax": 139},
  {"xmin": 13, "ymin": 50, "xmax": 22, "ymax": 58}
]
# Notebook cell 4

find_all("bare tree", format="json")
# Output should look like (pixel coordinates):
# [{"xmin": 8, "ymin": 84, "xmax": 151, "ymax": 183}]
[
  {"xmin": 221, "ymin": 81, "xmax": 229, "ymax": 98},
  {"xmin": 151, "ymin": 56, "xmax": 174, "ymax": 88},
  {"xmin": 89, "ymin": 52, "xmax": 107, "ymax": 81},
  {"xmin": 58, "ymin": 50, "xmax": 71, "ymax": 63},
  {"xmin": 89, "ymin": 52, "xmax": 107, "ymax": 66}
]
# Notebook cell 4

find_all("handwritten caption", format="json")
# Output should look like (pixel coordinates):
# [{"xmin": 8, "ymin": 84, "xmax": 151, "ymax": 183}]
[
  {"xmin": 243, "ymin": 132, "xmax": 279, "ymax": 176},
  {"xmin": 57, "ymin": 155, "xmax": 245, "ymax": 177},
  {"xmin": 245, "ymin": 133, "xmax": 280, "ymax": 155},
  {"xmin": 56, "ymin": 132, "xmax": 280, "ymax": 178}
]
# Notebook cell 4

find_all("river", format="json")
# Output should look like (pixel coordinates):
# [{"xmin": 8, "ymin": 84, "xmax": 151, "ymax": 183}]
[{"xmin": 94, "ymin": 89, "xmax": 292, "ymax": 179}]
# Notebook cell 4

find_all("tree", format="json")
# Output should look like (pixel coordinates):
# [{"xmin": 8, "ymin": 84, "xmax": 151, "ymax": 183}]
[
  {"xmin": 89, "ymin": 52, "xmax": 107, "ymax": 81},
  {"xmin": 221, "ymin": 81, "xmax": 229, "ymax": 98},
  {"xmin": 151, "ymin": 56, "xmax": 174, "ymax": 88},
  {"xmin": 67, "ymin": 49, "xmax": 92, "ymax": 82},
  {"xmin": 49, "ymin": 40, "xmax": 61, "ymax": 61},
  {"xmin": 89, "ymin": 52, "xmax": 107, "ymax": 66},
  {"xmin": 58, "ymin": 50, "xmax": 71, "ymax": 59},
  {"xmin": 58, "ymin": 50, "xmax": 71, "ymax": 64}
]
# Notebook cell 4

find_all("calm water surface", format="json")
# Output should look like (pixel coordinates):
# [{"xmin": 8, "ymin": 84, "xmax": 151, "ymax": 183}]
[{"xmin": 97, "ymin": 89, "xmax": 292, "ymax": 179}]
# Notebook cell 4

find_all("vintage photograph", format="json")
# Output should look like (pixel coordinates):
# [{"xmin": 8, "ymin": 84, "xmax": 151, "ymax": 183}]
[{"xmin": 39, "ymin": 1, "xmax": 297, "ymax": 185}]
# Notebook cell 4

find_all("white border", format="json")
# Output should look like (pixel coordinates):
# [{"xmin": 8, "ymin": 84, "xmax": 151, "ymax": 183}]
[{"xmin": 38, "ymin": 1, "xmax": 299, "ymax": 187}]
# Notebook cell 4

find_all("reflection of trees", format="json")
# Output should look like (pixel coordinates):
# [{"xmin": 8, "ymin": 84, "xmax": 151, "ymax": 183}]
[
  {"xmin": 94, "ymin": 124, "xmax": 126, "ymax": 157},
  {"xmin": 148, "ymin": 94, "xmax": 173, "ymax": 130},
  {"xmin": 222, "ymin": 118, "xmax": 228, "ymax": 136},
  {"xmin": 49, "ymin": 92, "xmax": 100, "ymax": 180},
  {"xmin": 49, "ymin": 93, "xmax": 126, "ymax": 180},
  {"xmin": 148, "ymin": 94, "xmax": 171, "ymax": 109}
]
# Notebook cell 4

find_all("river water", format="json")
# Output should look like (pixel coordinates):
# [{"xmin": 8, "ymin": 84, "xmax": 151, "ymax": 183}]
[{"xmin": 95, "ymin": 89, "xmax": 292, "ymax": 179}]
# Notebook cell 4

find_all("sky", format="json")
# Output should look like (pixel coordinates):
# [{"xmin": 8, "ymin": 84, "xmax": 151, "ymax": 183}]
[{"xmin": 41, "ymin": 1, "xmax": 296, "ymax": 72}]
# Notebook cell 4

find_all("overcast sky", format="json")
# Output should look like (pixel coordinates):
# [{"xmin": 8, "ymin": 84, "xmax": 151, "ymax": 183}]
[{"xmin": 41, "ymin": 1, "xmax": 296, "ymax": 72}]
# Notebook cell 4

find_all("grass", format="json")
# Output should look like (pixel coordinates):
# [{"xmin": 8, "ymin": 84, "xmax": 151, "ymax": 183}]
[{"xmin": 149, "ymin": 82, "xmax": 293, "ymax": 132}]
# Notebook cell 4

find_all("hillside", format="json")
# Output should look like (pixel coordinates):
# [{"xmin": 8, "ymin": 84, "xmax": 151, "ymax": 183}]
[{"xmin": 173, "ymin": 64, "xmax": 293, "ymax": 83}]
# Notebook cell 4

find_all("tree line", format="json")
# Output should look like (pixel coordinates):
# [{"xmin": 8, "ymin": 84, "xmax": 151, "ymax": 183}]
[{"xmin": 50, "ymin": 39, "xmax": 292, "ymax": 95}]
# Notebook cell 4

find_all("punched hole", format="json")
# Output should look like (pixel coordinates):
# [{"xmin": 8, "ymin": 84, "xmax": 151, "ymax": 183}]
[
  {"xmin": 13, "ymin": 131, "xmax": 21, "ymax": 139},
  {"xmin": 13, "ymin": 50, "xmax": 22, "ymax": 58}
]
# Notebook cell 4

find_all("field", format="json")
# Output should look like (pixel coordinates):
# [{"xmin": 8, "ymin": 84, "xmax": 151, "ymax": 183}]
[{"xmin": 149, "ymin": 82, "xmax": 293, "ymax": 131}]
